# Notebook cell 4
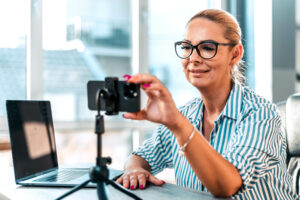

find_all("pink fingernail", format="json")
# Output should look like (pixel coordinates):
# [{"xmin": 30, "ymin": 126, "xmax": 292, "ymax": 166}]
[
  {"xmin": 123, "ymin": 74, "xmax": 132, "ymax": 81},
  {"xmin": 130, "ymin": 185, "xmax": 134, "ymax": 189},
  {"xmin": 139, "ymin": 184, "xmax": 144, "ymax": 189},
  {"xmin": 143, "ymin": 83, "xmax": 150, "ymax": 88}
]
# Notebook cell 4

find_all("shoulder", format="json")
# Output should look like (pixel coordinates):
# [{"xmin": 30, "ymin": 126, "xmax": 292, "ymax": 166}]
[
  {"xmin": 177, "ymin": 97, "xmax": 202, "ymax": 117},
  {"xmin": 239, "ymin": 85, "xmax": 280, "ymax": 121}
]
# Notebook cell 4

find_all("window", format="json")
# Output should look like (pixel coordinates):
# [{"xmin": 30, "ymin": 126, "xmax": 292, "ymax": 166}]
[
  {"xmin": 253, "ymin": 0, "xmax": 272, "ymax": 100},
  {"xmin": 42, "ymin": 0, "xmax": 132, "ymax": 122},
  {"xmin": 2, "ymin": 0, "xmax": 276, "ymax": 171},
  {"xmin": 0, "ymin": 0, "xmax": 29, "ymax": 130},
  {"xmin": 148, "ymin": 0, "xmax": 222, "ymax": 107}
]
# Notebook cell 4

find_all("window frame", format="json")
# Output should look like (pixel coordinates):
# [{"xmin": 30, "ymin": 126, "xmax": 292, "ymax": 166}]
[
  {"xmin": 1, "ymin": 0, "xmax": 255, "ymax": 132},
  {"xmin": 0, "ymin": 0, "xmax": 148, "ymax": 132},
  {"xmin": 0, "ymin": 0, "xmax": 43, "ymax": 131}
]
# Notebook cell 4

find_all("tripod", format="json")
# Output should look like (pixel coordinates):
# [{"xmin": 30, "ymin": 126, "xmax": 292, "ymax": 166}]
[{"xmin": 55, "ymin": 89, "xmax": 142, "ymax": 200}]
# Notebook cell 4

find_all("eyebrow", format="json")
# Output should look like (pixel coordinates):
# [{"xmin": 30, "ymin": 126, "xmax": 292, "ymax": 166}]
[
  {"xmin": 183, "ymin": 39, "xmax": 192, "ymax": 43},
  {"xmin": 182, "ymin": 39, "xmax": 216, "ymax": 44}
]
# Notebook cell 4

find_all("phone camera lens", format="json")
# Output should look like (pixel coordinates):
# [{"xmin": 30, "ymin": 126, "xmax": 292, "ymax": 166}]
[{"xmin": 124, "ymin": 83, "xmax": 138, "ymax": 99}]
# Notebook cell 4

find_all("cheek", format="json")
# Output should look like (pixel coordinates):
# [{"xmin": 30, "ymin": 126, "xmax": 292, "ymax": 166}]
[
  {"xmin": 182, "ymin": 59, "xmax": 189, "ymax": 69},
  {"xmin": 182, "ymin": 60, "xmax": 189, "ymax": 77}
]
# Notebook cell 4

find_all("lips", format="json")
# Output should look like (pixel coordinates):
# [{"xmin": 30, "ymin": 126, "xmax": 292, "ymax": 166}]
[
  {"xmin": 187, "ymin": 68, "xmax": 210, "ymax": 78},
  {"xmin": 188, "ymin": 69, "xmax": 210, "ymax": 73}
]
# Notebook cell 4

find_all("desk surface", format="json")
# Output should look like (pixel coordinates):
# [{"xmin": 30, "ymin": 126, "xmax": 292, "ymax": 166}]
[{"xmin": 0, "ymin": 167, "xmax": 227, "ymax": 200}]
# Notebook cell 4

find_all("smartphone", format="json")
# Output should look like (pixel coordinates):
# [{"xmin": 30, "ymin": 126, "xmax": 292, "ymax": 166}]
[{"xmin": 87, "ymin": 78, "xmax": 140, "ymax": 113}]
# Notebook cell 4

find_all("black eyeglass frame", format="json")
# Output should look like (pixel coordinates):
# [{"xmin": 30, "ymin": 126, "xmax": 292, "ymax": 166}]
[{"xmin": 174, "ymin": 40, "xmax": 237, "ymax": 60}]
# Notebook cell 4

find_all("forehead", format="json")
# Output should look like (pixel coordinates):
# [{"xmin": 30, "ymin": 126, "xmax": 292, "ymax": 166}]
[{"xmin": 185, "ymin": 18, "xmax": 226, "ymax": 43}]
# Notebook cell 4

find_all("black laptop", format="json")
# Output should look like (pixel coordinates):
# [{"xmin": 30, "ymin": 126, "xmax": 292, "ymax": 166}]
[{"xmin": 6, "ymin": 100, "xmax": 122, "ymax": 187}]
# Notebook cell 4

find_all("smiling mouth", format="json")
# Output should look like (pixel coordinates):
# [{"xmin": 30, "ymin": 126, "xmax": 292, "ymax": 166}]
[{"xmin": 188, "ymin": 69, "xmax": 210, "ymax": 73}]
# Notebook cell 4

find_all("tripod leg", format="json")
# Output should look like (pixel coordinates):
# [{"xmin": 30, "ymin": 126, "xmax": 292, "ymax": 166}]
[
  {"xmin": 97, "ymin": 181, "xmax": 109, "ymax": 200},
  {"xmin": 55, "ymin": 179, "xmax": 91, "ymax": 200},
  {"xmin": 108, "ymin": 180, "xmax": 142, "ymax": 200}
]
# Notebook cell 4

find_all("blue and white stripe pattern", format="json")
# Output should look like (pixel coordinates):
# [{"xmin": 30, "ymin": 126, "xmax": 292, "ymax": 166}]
[{"xmin": 133, "ymin": 83, "xmax": 299, "ymax": 199}]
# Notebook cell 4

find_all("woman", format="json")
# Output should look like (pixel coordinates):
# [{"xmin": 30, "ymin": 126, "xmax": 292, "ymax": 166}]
[{"xmin": 116, "ymin": 9, "xmax": 298, "ymax": 199}]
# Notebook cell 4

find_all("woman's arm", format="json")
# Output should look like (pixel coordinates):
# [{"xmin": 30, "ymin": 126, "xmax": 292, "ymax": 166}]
[
  {"xmin": 116, "ymin": 154, "xmax": 165, "ymax": 189},
  {"xmin": 172, "ymin": 115, "xmax": 242, "ymax": 197},
  {"xmin": 123, "ymin": 74, "xmax": 242, "ymax": 197}
]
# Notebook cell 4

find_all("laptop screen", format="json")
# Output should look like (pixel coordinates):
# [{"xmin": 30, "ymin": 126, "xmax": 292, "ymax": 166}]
[{"xmin": 6, "ymin": 100, "xmax": 58, "ymax": 180}]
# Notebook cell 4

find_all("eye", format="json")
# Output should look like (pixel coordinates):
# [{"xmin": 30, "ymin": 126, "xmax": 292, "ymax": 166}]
[
  {"xmin": 203, "ymin": 46, "xmax": 215, "ymax": 51},
  {"xmin": 199, "ymin": 43, "xmax": 216, "ymax": 51},
  {"xmin": 181, "ymin": 44, "xmax": 192, "ymax": 50}
]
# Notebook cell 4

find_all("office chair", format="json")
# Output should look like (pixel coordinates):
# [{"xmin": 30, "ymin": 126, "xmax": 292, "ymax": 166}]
[{"xmin": 277, "ymin": 94, "xmax": 300, "ymax": 194}]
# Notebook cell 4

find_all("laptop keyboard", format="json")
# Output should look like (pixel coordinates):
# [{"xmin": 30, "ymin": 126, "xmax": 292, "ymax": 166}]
[{"xmin": 33, "ymin": 169, "xmax": 87, "ymax": 183}]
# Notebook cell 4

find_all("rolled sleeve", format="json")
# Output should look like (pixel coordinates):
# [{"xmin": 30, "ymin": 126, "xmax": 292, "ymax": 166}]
[{"xmin": 133, "ymin": 125, "xmax": 174, "ymax": 175}]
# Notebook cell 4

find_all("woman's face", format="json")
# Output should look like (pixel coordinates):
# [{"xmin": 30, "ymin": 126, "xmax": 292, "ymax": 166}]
[{"xmin": 182, "ymin": 18, "xmax": 234, "ymax": 91}]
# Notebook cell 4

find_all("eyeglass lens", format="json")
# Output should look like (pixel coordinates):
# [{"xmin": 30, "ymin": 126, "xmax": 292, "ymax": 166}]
[{"xmin": 175, "ymin": 42, "xmax": 217, "ymax": 59}]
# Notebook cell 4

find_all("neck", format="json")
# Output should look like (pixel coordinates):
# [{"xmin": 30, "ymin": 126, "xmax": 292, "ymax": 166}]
[{"xmin": 200, "ymin": 80, "xmax": 233, "ymax": 116}]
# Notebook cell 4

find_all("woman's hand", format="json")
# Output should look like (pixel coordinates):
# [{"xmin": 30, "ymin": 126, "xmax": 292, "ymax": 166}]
[
  {"xmin": 123, "ymin": 74, "xmax": 184, "ymax": 130},
  {"xmin": 116, "ymin": 167, "xmax": 165, "ymax": 190}
]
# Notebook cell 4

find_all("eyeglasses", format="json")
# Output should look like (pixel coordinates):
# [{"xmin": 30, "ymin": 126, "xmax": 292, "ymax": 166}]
[{"xmin": 174, "ymin": 40, "xmax": 236, "ymax": 60}]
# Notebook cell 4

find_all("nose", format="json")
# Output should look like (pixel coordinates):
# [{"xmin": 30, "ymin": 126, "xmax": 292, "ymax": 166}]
[{"xmin": 189, "ymin": 48, "xmax": 203, "ymax": 63}]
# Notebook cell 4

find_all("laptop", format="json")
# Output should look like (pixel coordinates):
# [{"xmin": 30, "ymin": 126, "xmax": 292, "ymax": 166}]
[{"xmin": 6, "ymin": 100, "xmax": 122, "ymax": 187}]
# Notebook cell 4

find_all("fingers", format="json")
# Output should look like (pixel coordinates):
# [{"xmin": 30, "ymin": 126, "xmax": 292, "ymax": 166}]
[
  {"xmin": 116, "ymin": 176, "xmax": 130, "ymax": 188},
  {"xmin": 116, "ymin": 173, "xmax": 147, "ymax": 190},
  {"xmin": 116, "ymin": 171, "xmax": 164, "ymax": 190},
  {"xmin": 148, "ymin": 174, "xmax": 165, "ymax": 186},
  {"xmin": 142, "ymin": 82, "xmax": 169, "ymax": 98},
  {"xmin": 122, "ymin": 110, "xmax": 146, "ymax": 120},
  {"xmin": 129, "ymin": 174, "xmax": 138, "ymax": 189},
  {"xmin": 127, "ymin": 74, "xmax": 158, "ymax": 85},
  {"xmin": 123, "ymin": 73, "xmax": 171, "ymax": 99},
  {"xmin": 137, "ymin": 173, "xmax": 147, "ymax": 189},
  {"xmin": 116, "ymin": 176, "xmax": 122, "ymax": 184}
]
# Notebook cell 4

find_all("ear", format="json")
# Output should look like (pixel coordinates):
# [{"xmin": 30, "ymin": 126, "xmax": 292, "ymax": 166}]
[{"xmin": 230, "ymin": 43, "xmax": 244, "ymax": 66}]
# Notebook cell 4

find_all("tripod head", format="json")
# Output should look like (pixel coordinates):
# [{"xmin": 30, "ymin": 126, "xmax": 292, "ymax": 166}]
[{"xmin": 96, "ymin": 77, "xmax": 118, "ymax": 115}]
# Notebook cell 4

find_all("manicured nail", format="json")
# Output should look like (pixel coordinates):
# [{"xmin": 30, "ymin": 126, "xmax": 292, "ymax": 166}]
[
  {"xmin": 130, "ymin": 185, "xmax": 134, "ymax": 189},
  {"xmin": 162, "ymin": 180, "xmax": 166, "ymax": 184},
  {"xmin": 139, "ymin": 184, "xmax": 144, "ymax": 189},
  {"xmin": 143, "ymin": 83, "xmax": 150, "ymax": 88},
  {"xmin": 123, "ymin": 74, "xmax": 131, "ymax": 81}
]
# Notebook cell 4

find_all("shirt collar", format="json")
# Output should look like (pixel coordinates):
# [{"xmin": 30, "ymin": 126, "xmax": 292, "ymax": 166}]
[
  {"xmin": 187, "ymin": 98, "xmax": 204, "ymax": 127},
  {"xmin": 187, "ymin": 83, "xmax": 243, "ymax": 125},
  {"xmin": 221, "ymin": 83, "xmax": 243, "ymax": 120}
]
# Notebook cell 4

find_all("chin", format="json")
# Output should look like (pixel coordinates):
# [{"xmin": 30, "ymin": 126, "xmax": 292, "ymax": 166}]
[{"xmin": 189, "ymin": 78, "xmax": 210, "ymax": 89}]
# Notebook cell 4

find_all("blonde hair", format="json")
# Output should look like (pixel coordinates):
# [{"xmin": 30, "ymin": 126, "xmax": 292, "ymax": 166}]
[{"xmin": 188, "ymin": 9, "xmax": 246, "ymax": 85}]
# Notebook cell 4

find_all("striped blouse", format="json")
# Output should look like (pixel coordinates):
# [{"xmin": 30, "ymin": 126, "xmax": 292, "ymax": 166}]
[{"xmin": 133, "ymin": 83, "xmax": 299, "ymax": 199}]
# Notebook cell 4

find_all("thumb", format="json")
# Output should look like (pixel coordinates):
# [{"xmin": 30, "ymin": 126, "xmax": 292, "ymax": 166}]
[
  {"xmin": 148, "ymin": 174, "xmax": 165, "ymax": 186},
  {"xmin": 122, "ymin": 110, "xmax": 146, "ymax": 120}
]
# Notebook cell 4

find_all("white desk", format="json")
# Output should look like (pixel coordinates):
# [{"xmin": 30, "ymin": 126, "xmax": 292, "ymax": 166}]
[{"xmin": 0, "ymin": 167, "xmax": 227, "ymax": 200}]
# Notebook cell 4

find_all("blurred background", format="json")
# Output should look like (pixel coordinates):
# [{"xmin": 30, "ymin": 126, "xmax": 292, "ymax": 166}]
[{"xmin": 0, "ymin": 0, "xmax": 299, "ymax": 183}]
